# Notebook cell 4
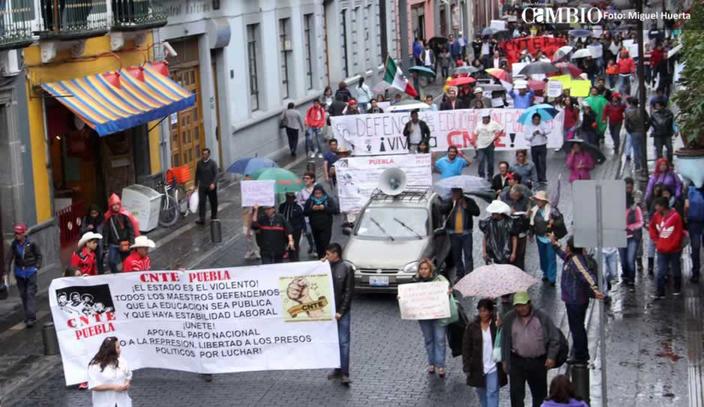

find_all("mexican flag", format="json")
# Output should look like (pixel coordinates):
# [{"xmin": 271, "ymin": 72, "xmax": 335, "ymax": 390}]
[{"xmin": 384, "ymin": 57, "xmax": 418, "ymax": 97}]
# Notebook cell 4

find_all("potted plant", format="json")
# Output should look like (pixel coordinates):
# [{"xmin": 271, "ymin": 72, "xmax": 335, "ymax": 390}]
[{"xmin": 672, "ymin": 1, "xmax": 704, "ymax": 187}]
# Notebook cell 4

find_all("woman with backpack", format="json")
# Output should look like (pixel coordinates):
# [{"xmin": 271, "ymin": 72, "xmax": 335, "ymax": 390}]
[{"xmin": 549, "ymin": 235, "xmax": 605, "ymax": 364}]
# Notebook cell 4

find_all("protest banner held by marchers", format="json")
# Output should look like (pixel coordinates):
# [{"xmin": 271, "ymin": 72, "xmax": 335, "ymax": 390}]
[{"xmin": 49, "ymin": 261, "xmax": 340, "ymax": 385}]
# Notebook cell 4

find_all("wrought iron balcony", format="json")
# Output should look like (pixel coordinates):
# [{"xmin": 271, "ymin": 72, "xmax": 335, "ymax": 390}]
[
  {"xmin": 111, "ymin": 0, "xmax": 167, "ymax": 31},
  {"xmin": 0, "ymin": 0, "xmax": 35, "ymax": 50},
  {"xmin": 38, "ymin": 0, "xmax": 109, "ymax": 41}
]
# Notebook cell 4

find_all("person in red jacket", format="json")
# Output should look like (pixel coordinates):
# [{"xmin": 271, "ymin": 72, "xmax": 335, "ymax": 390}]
[
  {"xmin": 617, "ymin": 50, "xmax": 635, "ymax": 97},
  {"xmin": 649, "ymin": 196, "xmax": 685, "ymax": 299},
  {"xmin": 602, "ymin": 93, "xmax": 626, "ymax": 155},
  {"xmin": 305, "ymin": 99, "xmax": 327, "ymax": 158},
  {"xmin": 69, "ymin": 232, "xmax": 102, "ymax": 276},
  {"xmin": 122, "ymin": 236, "xmax": 154, "ymax": 272},
  {"xmin": 649, "ymin": 43, "xmax": 665, "ymax": 88}
]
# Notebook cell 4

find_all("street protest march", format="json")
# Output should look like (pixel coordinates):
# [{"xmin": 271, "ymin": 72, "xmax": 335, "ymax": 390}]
[
  {"xmin": 334, "ymin": 154, "xmax": 432, "ymax": 213},
  {"xmin": 330, "ymin": 108, "xmax": 564, "ymax": 156},
  {"xmin": 48, "ymin": 261, "xmax": 341, "ymax": 385}
]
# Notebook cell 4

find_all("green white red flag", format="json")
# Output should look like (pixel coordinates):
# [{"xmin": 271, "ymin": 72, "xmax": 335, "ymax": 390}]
[{"xmin": 384, "ymin": 57, "xmax": 418, "ymax": 97}]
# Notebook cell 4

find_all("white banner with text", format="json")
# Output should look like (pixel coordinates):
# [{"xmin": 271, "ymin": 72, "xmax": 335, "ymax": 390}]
[
  {"xmin": 330, "ymin": 108, "xmax": 564, "ymax": 156},
  {"xmin": 49, "ymin": 262, "xmax": 340, "ymax": 385},
  {"xmin": 333, "ymin": 154, "xmax": 433, "ymax": 213}
]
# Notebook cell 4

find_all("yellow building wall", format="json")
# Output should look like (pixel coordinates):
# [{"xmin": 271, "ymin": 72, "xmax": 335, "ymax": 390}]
[{"xmin": 24, "ymin": 34, "xmax": 162, "ymax": 222}]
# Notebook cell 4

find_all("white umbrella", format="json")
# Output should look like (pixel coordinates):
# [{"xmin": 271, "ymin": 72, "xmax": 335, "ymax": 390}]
[
  {"xmin": 453, "ymin": 264, "xmax": 539, "ymax": 298},
  {"xmin": 552, "ymin": 45, "xmax": 574, "ymax": 62},
  {"xmin": 433, "ymin": 175, "xmax": 491, "ymax": 198},
  {"xmin": 386, "ymin": 101, "xmax": 430, "ymax": 112},
  {"xmin": 571, "ymin": 49, "xmax": 593, "ymax": 59}
]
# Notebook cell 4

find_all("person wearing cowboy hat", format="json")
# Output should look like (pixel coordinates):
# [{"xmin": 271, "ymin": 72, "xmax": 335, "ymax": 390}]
[
  {"xmin": 122, "ymin": 236, "xmax": 155, "ymax": 272},
  {"xmin": 7, "ymin": 224, "xmax": 42, "ymax": 327},
  {"xmin": 528, "ymin": 191, "xmax": 561, "ymax": 286},
  {"xmin": 70, "ymin": 232, "xmax": 103, "ymax": 277},
  {"xmin": 479, "ymin": 200, "xmax": 518, "ymax": 265}
]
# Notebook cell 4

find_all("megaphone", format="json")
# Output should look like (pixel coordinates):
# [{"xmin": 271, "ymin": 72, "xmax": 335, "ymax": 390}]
[{"xmin": 379, "ymin": 168, "xmax": 407, "ymax": 196}]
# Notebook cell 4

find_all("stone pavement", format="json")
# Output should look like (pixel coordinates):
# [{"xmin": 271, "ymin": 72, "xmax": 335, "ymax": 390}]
[{"xmin": 2, "ymin": 119, "xmax": 701, "ymax": 407}]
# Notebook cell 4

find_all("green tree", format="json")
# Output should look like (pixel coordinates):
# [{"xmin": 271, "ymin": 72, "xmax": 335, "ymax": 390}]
[{"xmin": 672, "ymin": 2, "xmax": 704, "ymax": 151}]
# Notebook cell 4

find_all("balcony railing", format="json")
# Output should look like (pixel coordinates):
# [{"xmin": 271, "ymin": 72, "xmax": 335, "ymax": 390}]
[
  {"xmin": 0, "ymin": 0, "xmax": 35, "ymax": 50},
  {"xmin": 111, "ymin": 0, "xmax": 167, "ymax": 31},
  {"xmin": 38, "ymin": 0, "xmax": 108, "ymax": 40}
]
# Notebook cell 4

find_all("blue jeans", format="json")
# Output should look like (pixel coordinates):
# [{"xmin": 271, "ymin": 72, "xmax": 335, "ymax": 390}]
[
  {"xmin": 619, "ymin": 236, "xmax": 640, "ymax": 282},
  {"xmin": 418, "ymin": 319, "xmax": 447, "ymax": 368},
  {"xmin": 619, "ymin": 74, "xmax": 631, "ymax": 96},
  {"xmin": 536, "ymin": 239, "xmax": 556, "ymax": 283},
  {"xmin": 336, "ymin": 312, "xmax": 351, "ymax": 376},
  {"xmin": 475, "ymin": 369, "xmax": 500, "ymax": 407},
  {"xmin": 656, "ymin": 251, "xmax": 682, "ymax": 296},
  {"xmin": 690, "ymin": 222, "xmax": 703, "ymax": 279},
  {"xmin": 305, "ymin": 127, "xmax": 324, "ymax": 154},
  {"xmin": 107, "ymin": 244, "xmax": 128, "ymax": 273},
  {"xmin": 450, "ymin": 233, "xmax": 473, "ymax": 280},
  {"xmin": 602, "ymin": 250, "xmax": 619, "ymax": 284},
  {"xmin": 477, "ymin": 144, "xmax": 495, "ymax": 180}
]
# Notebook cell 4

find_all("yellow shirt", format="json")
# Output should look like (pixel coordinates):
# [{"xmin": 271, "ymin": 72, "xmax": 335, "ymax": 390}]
[{"xmin": 454, "ymin": 204, "xmax": 464, "ymax": 233}]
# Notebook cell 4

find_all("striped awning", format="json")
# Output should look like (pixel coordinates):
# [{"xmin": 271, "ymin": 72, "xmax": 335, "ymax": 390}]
[{"xmin": 41, "ymin": 63, "xmax": 195, "ymax": 137}]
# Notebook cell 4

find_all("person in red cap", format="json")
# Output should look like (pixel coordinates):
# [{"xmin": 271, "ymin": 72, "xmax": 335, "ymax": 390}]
[
  {"xmin": 602, "ymin": 92, "xmax": 626, "ymax": 155},
  {"xmin": 7, "ymin": 224, "xmax": 42, "ymax": 327},
  {"xmin": 104, "ymin": 193, "xmax": 138, "ymax": 273},
  {"xmin": 343, "ymin": 98, "xmax": 361, "ymax": 115}
]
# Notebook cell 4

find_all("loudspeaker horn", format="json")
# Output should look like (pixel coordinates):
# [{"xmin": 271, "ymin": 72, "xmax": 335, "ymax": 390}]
[{"xmin": 378, "ymin": 168, "xmax": 407, "ymax": 196}]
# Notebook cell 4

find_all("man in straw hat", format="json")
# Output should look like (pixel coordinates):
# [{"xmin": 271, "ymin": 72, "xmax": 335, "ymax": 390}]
[
  {"xmin": 528, "ymin": 191, "xmax": 561, "ymax": 286},
  {"xmin": 479, "ymin": 200, "xmax": 518, "ymax": 265},
  {"xmin": 123, "ymin": 236, "xmax": 155, "ymax": 272},
  {"xmin": 70, "ymin": 232, "xmax": 103, "ymax": 276}
]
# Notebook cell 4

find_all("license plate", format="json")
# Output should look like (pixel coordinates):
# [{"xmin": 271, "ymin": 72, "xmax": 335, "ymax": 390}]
[{"xmin": 369, "ymin": 276, "xmax": 389, "ymax": 287}]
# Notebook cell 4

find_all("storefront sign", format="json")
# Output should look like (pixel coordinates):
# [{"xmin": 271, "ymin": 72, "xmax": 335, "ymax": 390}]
[{"xmin": 49, "ymin": 262, "xmax": 340, "ymax": 385}]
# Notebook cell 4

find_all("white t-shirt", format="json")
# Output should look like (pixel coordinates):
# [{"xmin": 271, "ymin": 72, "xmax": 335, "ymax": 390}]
[
  {"xmin": 482, "ymin": 326, "xmax": 497, "ymax": 375},
  {"xmin": 475, "ymin": 120, "xmax": 504, "ymax": 149},
  {"xmin": 409, "ymin": 123, "xmax": 423, "ymax": 144},
  {"xmin": 88, "ymin": 357, "xmax": 133, "ymax": 407}
]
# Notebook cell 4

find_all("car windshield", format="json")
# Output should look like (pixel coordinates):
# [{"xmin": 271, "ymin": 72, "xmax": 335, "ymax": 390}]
[{"xmin": 355, "ymin": 207, "xmax": 428, "ymax": 240}]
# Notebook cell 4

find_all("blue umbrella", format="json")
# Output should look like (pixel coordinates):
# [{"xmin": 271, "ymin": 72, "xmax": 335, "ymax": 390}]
[
  {"xmin": 568, "ymin": 29, "xmax": 592, "ymax": 38},
  {"xmin": 517, "ymin": 104, "xmax": 560, "ymax": 125},
  {"xmin": 226, "ymin": 157, "xmax": 277, "ymax": 176},
  {"xmin": 409, "ymin": 66, "xmax": 436, "ymax": 77}
]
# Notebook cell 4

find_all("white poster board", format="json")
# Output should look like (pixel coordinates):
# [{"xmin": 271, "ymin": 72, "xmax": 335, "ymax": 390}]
[
  {"xmin": 334, "ymin": 154, "xmax": 432, "ymax": 213},
  {"xmin": 330, "ymin": 108, "xmax": 565, "ymax": 156},
  {"xmin": 49, "ymin": 262, "xmax": 341, "ymax": 385},
  {"xmin": 546, "ymin": 80, "xmax": 563, "ymax": 98},
  {"xmin": 398, "ymin": 281, "xmax": 451, "ymax": 320},
  {"xmin": 241, "ymin": 180, "xmax": 275, "ymax": 207}
]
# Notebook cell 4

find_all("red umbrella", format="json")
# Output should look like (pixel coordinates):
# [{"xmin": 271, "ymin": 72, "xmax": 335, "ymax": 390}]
[
  {"xmin": 554, "ymin": 62, "xmax": 583, "ymax": 78},
  {"xmin": 448, "ymin": 76, "xmax": 476, "ymax": 86},
  {"xmin": 527, "ymin": 79, "xmax": 546, "ymax": 91},
  {"xmin": 485, "ymin": 68, "xmax": 511, "ymax": 83}
]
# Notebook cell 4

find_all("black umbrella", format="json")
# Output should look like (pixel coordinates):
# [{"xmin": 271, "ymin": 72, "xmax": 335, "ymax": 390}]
[
  {"xmin": 519, "ymin": 62, "xmax": 559, "ymax": 76},
  {"xmin": 565, "ymin": 138, "xmax": 606, "ymax": 164},
  {"xmin": 427, "ymin": 36, "xmax": 449, "ymax": 52}
]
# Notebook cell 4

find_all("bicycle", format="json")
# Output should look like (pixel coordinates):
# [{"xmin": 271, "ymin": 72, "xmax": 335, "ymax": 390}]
[{"xmin": 158, "ymin": 166, "xmax": 190, "ymax": 227}]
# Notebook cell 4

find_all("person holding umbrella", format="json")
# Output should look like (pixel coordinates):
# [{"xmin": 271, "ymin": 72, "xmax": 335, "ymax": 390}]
[
  {"xmin": 549, "ymin": 235, "xmax": 604, "ymax": 363},
  {"xmin": 441, "ymin": 188, "xmax": 481, "ymax": 281},
  {"xmin": 565, "ymin": 140, "xmax": 595, "ymax": 183},
  {"xmin": 462, "ymin": 298, "xmax": 507, "ymax": 407},
  {"xmin": 502, "ymin": 185, "xmax": 532, "ymax": 270}
]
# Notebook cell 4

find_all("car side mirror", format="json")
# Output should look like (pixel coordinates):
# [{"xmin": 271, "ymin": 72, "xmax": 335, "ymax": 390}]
[
  {"xmin": 342, "ymin": 227, "xmax": 352, "ymax": 236},
  {"xmin": 433, "ymin": 228, "xmax": 445, "ymax": 237}
]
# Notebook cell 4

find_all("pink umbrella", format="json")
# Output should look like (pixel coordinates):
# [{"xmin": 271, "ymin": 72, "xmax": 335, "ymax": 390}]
[
  {"xmin": 554, "ymin": 62, "xmax": 583, "ymax": 78},
  {"xmin": 485, "ymin": 68, "xmax": 511, "ymax": 83},
  {"xmin": 453, "ymin": 264, "xmax": 539, "ymax": 298},
  {"xmin": 527, "ymin": 79, "xmax": 546, "ymax": 91}
]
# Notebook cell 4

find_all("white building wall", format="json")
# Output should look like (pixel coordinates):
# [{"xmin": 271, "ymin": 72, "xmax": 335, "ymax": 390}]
[{"xmin": 159, "ymin": 0, "xmax": 392, "ymax": 167}]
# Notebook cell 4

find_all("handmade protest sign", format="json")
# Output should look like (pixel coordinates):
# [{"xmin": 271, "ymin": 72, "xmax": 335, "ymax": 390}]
[
  {"xmin": 546, "ymin": 80, "xmax": 563, "ymax": 98},
  {"xmin": 240, "ymin": 180, "xmax": 275, "ymax": 207},
  {"xmin": 334, "ymin": 153, "xmax": 432, "ymax": 213},
  {"xmin": 570, "ymin": 80, "xmax": 592, "ymax": 97},
  {"xmin": 330, "ymin": 108, "xmax": 564, "ymax": 156},
  {"xmin": 49, "ymin": 261, "xmax": 340, "ymax": 385},
  {"xmin": 397, "ymin": 281, "xmax": 451, "ymax": 320}
]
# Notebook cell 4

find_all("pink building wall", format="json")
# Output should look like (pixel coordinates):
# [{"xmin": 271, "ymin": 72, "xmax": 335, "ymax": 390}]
[{"xmin": 407, "ymin": 0, "xmax": 435, "ymax": 52}]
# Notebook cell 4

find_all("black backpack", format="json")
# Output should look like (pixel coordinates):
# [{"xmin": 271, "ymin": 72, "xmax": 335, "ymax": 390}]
[{"xmin": 554, "ymin": 329, "xmax": 570, "ymax": 368}]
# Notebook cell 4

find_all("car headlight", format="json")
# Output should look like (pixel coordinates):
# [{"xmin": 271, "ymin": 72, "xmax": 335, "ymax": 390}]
[
  {"xmin": 344, "ymin": 260, "xmax": 357, "ymax": 272},
  {"xmin": 402, "ymin": 261, "xmax": 419, "ymax": 274}
]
